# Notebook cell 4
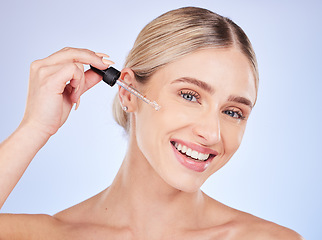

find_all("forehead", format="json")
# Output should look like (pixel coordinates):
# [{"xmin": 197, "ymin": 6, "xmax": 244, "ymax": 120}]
[{"xmin": 152, "ymin": 48, "xmax": 257, "ymax": 104}]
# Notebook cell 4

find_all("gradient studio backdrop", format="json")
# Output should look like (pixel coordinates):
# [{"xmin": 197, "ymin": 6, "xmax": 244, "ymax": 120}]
[{"xmin": 0, "ymin": 1, "xmax": 321, "ymax": 239}]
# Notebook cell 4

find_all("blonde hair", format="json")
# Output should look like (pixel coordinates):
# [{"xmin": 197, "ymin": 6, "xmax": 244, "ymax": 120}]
[{"xmin": 113, "ymin": 7, "xmax": 259, "ymax": 132}]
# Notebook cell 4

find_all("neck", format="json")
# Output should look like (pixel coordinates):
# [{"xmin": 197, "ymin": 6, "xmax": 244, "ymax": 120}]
[{"xmin": 98, "ymin": 136, "xmax": 207, "ymax": 234}]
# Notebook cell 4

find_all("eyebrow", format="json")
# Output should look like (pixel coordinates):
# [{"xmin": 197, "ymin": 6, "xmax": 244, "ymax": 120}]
[
  {"xmin": 227, "ymin": 95, "xmax": 253, "ymax": 109},
  {"xmin": 171, "ymin": 77, "xmax": 253, "ymax": 109},
  {"xmin": 171, "ymin": 77, "xmax": 215, "ymax": 94}
]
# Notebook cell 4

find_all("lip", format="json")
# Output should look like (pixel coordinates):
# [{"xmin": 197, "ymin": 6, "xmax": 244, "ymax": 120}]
[{"xmin": 170, "ymin": 139, "xmax": 218, "ymax": 172}]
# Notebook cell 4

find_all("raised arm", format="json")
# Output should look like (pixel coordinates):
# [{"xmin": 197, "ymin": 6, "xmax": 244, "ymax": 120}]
[{"xmin": 0, "ymin": 47, "xmax": 113, "ymax": 209}]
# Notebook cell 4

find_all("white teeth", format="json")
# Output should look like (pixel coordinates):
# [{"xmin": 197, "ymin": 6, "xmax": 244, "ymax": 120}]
[
  {"xmin": 173, "ymin": 142, "xmax": 210, "ymax": 161},
  {"xmin": 181, "ymin": 145, "xmax": 187, "ymax": 153},
  {"xmin": 186, "ymin": 148, "xmax": 192, "ymax": 156},
  {"xmin": 201, "ymin": 153, "xmax": 209, "ymax": 161},
  {"xmin": 198, "ymin": 152, "xmax": 205, "ymax": 160},
  {"xmin": 191, "ymin": 150, "xmax": 198, "ymax": 159},
  {"xmin": 177, "ymin": 144, "xmax": 182, "ymax": 151}
]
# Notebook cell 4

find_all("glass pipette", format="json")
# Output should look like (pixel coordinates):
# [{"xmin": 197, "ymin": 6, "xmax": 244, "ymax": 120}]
[{"xmin": 90, "ymin": 66, "xmax": 161, "ymax": 111}]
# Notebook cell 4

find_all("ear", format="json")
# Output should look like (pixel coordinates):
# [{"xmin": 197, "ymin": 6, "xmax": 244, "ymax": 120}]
[{"xmin": 118, "ymin": 68, "xmax": 138, "ymax": 112}]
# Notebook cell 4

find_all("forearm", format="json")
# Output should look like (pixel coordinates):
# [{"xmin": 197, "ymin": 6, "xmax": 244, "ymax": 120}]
[
  {"xmin": 0, "ymin": 123, "xmax": 50, "ymax": 209},
  {"xmin": 0, "ymin": 47, "xmax": 111, "ymax": 210}
]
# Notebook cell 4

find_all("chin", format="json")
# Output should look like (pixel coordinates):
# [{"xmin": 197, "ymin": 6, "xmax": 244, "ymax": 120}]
[
  {"xmin": 163, "ymin": 170, "xmax": 208, "ymax": 193},
  {"xmin": 176, "ymin": 184, "xmax": 203, "ymax": 193}
]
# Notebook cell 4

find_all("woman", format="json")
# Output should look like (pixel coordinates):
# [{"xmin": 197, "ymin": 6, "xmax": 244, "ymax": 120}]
[{"xmin": 0, "ymin": 7, "xmax": 303, "ymax": 239}]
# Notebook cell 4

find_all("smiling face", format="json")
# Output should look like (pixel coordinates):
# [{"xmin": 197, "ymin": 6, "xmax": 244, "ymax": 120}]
[{"xmin": 128, "ymin": 47, "xmax": 256, "ymax": 192}]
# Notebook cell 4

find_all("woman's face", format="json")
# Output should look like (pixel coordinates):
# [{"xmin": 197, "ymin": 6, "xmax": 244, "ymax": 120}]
[{"xmin": 132, "ymin": 48, "xmax": 257, "ymax": 192}]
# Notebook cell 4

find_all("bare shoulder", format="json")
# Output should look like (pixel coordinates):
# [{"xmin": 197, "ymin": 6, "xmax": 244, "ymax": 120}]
[
  {"xmin": 0, "ymin": 194, "xmax": 99, "ymax": 239},
  {"xmin": 0, "ymin": 213, "xmax": 69, "ymax": 239},
  {"xmin": 230, "ymin": 210, "xmax": 304, "ymax": 240},
  {"xmin": 53, "ymin": 190, "xmax": 103, "ymax": 223},
  {"xmin": 0, "ymin": 192, "xmax": 106, "ymax": 240},
  {"xmin": 203, "ymin": 195, "xmax": 304, "ymax": 240}
]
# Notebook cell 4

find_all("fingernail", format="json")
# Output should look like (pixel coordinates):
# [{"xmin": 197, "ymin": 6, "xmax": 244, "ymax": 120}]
[
  {"xmin": 74, "ymin": 85, "xmax": 80, "ymax": 94},
  {"xmin": 95, "ymin": 52, "xmax": 110, "ymax": 58},
  {"xmin": 102, "ymin": 58, "xmax": 115, "ymax": 65},
  {"xmin": 75, "ymin": 98, "xmax": 80, "ymax": 110}
]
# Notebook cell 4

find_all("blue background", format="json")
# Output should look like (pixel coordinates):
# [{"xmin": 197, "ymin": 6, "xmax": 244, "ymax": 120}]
[{"xmin": 0, "ymin": 1, "xmax": 321, "ymax": 239}]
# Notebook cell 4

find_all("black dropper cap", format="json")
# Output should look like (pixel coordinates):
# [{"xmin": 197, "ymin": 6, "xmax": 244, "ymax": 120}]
[{"xmin": 90, "ymin": 65, "xmax": 121, "ymax": 87}]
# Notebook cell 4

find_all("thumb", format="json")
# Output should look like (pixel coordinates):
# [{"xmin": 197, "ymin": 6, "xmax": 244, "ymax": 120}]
[{"xmin": 82, "ymin": 68, "xmax": 105, "ymax": 94}]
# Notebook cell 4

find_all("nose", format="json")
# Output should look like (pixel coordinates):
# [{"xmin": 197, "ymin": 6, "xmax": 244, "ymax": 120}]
[{"xmin": 192, "ymin": 112, "xmax": 221, "ymax": 146}]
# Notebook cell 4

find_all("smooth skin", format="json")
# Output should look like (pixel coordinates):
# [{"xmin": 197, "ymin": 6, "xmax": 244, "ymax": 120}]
[{"xmin": 0, "ymin": 48, "xmax": 304, "ymax": 239}]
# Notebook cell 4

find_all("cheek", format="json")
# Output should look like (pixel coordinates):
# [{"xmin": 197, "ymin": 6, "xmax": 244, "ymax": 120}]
[
  {"xmin": 135, "ymin": 104, "xmax": 186, "ymax": 145},
  {"xmin": 133, "ymin": 103, "xmax": 175, "ymax": 165},
  {"xmin": 134, "ymin": 110, "xmax": 157, "ymax": 158},
  {"xmin": 222, "ymin": 123, "xmax": 246, "ymax": 157},
  {"xmin": 158, "ymin": 97, "xmax": 202, "ymax": 130},
  {"xmin": 133, "ymin": 98, "xmax": 195, "ymax": 166}
]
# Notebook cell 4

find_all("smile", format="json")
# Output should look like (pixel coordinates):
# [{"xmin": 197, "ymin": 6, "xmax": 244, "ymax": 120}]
[
  {"xmin": 170, "ymin": 140, "xmax": 217, "ymax": 172},
  {"xmin": 173, "ymin": 142, "xmax": 210, "ymax": 161}
]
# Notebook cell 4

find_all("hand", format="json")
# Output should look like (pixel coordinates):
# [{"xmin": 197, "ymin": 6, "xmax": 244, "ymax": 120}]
[{"xmin": 21, "ymin": 47, "xmax": 113, "ymax": 138}]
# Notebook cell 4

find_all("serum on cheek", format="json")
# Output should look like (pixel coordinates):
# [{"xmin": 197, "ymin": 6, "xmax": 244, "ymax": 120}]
[{"xmin": 90, "ymin": 66, "xmax": 161, "ymax": 111}]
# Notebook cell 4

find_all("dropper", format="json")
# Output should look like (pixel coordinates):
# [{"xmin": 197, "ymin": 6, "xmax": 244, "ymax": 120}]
[{"xmin": 90, "ymin": 66, "xmax": 161, "ymax": 111}]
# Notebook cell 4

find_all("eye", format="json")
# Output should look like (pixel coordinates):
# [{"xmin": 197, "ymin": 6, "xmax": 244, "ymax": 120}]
[
  {"xmin": 179, "ymin": 90, "xmax": 200, "ymax": 103},
  {"xmin": 223, "ymin": 109, "xmax": 245, "ymax": 120}
]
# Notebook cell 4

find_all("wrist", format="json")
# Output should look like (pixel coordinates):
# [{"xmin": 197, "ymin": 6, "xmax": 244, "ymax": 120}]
[{"xmin": 16, "ymin": 121, "xmax": 52, "ymax": 147}]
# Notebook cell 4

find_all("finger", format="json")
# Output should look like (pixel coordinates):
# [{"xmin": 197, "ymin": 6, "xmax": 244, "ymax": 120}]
[
  {"xmin": 75, "ymin": 97, "xmax": 81, "ymax": 110},
  {"xmin": 96, "ymin": 53, "xmax": 115, "ymax": 65},
  {"xmin": 43, "ymin": 47, "xmax": 112, "ymax": 69},
  {"xmin": 45, "ymin": 63, "xmax": 85, "ymax": 95},
  {"xmin": 81, "ymin": 69, "xmax": 105, "ymax": 94},
  {"xmin": 82, "ymin": 56, "xmax": 116, "ymax": 93},
  {"xmin": 70, "ymin": 62, "xmax": 86, "ymax": 102},
  {"xmin": 95, "ymin": 52, "xmax": 110, "ymax": 58},
  {"xmin": 75, "ymin": 62, "xmax": 84, "ymax": 72},
  {"xmin": 69, "ymin": 62, "xmax": 84, "ymax": 89}
]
